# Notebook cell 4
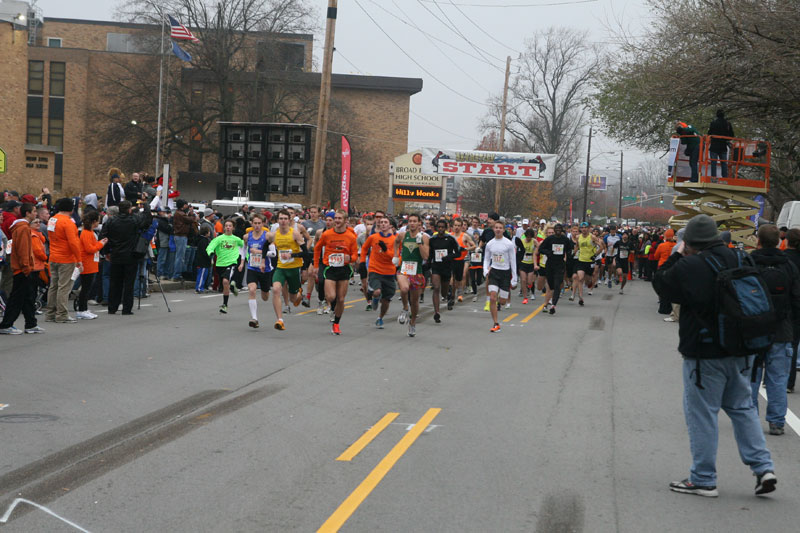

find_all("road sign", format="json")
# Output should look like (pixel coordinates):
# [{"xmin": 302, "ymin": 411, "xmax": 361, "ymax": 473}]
[
  {"xmin": 0, "ymin": 147, "xmax": 6, "ymax": 173},
  {"xmin": 622, "ymin": 196, "xmax": 635, "ymax": 201}
]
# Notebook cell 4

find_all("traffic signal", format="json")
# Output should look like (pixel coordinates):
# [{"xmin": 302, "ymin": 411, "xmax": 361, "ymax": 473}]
[
  {"xmin": 590, "ymin": 200, "xmax": 595, "ymax": 205},
  {"xmin": 659, "ymin": 195, "xmax": 664, "ymax": 204}
]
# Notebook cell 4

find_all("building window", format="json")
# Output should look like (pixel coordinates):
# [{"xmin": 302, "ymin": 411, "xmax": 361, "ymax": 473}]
[
  {"xmin": 48, "ymin": 37, "xmax": 62, "ymax": 48},
  {"xmin": 50, "ymin": 62, "xmax": 66, "ymax": 96},
  {"xmin": 28, "ymin": 60, "xmax": 44, "ymax": 95},
  {"xmin": 54, "ymin": 153, "xmax": 63, "ymax": 191},
  {"xmin": 27, "ymin": 117, "xmax": 42, "ymax": 145},
  {"xmin": 48, "ymin": 118, "xmax": 64, "ymax": 149},
  {"xmin": 106, "ymin": 33, "xmax": 143, "ymax": 53}
]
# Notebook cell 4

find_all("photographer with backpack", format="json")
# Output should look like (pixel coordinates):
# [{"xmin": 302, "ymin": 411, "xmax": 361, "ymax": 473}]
[
  {"xmin": 748, "ymin": 225, "xmax": 800, "ymax": 435},
  {"xmin": 654, "ymin": 214, "xmax": 777, "ymax": 498}
]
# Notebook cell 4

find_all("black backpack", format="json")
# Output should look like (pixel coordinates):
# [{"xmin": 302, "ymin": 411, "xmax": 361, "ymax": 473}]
[
  {"xmin": 703, "ymin": 250, "xmax": 779, "ymax": 358},
  {"xmin": 754, "ymin": 256, "xmax": 792, "ymax": 321}
]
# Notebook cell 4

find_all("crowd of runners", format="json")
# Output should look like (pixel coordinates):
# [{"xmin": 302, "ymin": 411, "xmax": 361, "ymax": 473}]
[{"xmin": 2, "ymin": 185, "xmax": 687, "ymax": 336}]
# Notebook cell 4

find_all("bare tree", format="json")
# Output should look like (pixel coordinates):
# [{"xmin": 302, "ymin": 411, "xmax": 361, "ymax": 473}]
[{"xmin": 483, "ymin": 27, "xmax": 604, "ymax": 203}]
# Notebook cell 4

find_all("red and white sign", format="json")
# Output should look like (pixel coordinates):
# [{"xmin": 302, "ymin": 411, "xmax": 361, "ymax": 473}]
[
  {"xmin": 421, "ymin": 148, "xmax": 556, "ymax": 182},
  {"xmin": 340, "ymin": 136, "xmax": 351, "ymax": 212}
]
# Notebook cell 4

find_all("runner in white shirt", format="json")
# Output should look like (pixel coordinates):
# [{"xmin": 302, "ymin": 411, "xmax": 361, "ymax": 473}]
[{"xmin": 483, "ymin": 220, "xmax": 518, "ymax": 333}]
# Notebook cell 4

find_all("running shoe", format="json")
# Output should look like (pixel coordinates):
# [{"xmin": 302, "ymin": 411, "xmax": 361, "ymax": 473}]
[
  {"xmin": 447, "ymin": 299, "xmax": 454, "ymax": 311},
  {"xmin": 607, "ymin": 279, "xmax": 612, "ymax": 289},
  {"xmin": 330, "ymin": 314, "xmax": 335, "ymax": 323},
  {"xmin": 472, "ymin": 295, "xmax": 478, "ymax": 302},
  {"xmin": 433, "ymin": 313, "xmax": 441, "ymax": 323},
  {"xmin": 407, "ymin": 324, "xmax": 416, "ymax": 337},
  {"xmin": 284, "ymin": 305, "xmax": 291, "ymax": 314},
  {"xmin": 768, "ymin": 423, "xmax": 784, "ymax": 436},
  {"xmin": 317, "ymin": 302, "xmax": 324, "ymax": 315},
  {"xmin": 375, "ymin": 317, "xmax": 384, "ymax": 329},
  {"xmin": 587, "ymin": 289, "xmax": 593, "ymax": 296},
  {"xmin": 569, "ymin": 295, "xmax": 574, "ymax": 301},
  {"xmin": 619, "ymin": 289, "xmax": 624, "ymax": 295},
  {"xmin": 457, "ymin": 295, "xmax": 463, "ymax": 303},
  {"xmin": 365, "ymin": 303, "xmax": 373, "ymax": 311},
  {"xmin": 0, "ymin": 326, "xmax": 23, "ymax": 335},
  {"xmin": 755, "ymin": 471, "xmax": 777, "ymax": 495},
  {"xmin": 331, "ymin": 323, "xmax": 341, "ymax": 335},
  {"xmin": 530, "ymin": 293, "xmax": 535, "ymax": 301},
  {"xmin": 549, "ymin": 305, "xmax": 556, "ymax": 315},
  {"xmin": 219, "ymin": 305, "xmax": 228, "ymax": 314},
  {"xmin": 579, "ymin": 299, "xmax": 584, "ymax": 306},
  {"xmin": 504, "ymin": 303, "xmax": 511, "ymax": 309},
  {"xmin": 669, "ymin": 479, "xmax": 718, "ymax": 497},
  {"xmin": 274, "ymin": 319, "xmax": 285, "ymax": 330},
  {"xmin": 24, "ymin": 326, "xmax": 45, "ymax": 334},
  {"xmin": 419, "ymin": 292, "xmax": 424, "ymax": 303},
  {"xmin": 323, "ymin": 303, "xmax": 330, "ymax": 314},
  {"xmin": 490, "ymin": 323, "xmax": 501, "ymax": 333},
  {"xmin": 293, "ymin": 289, "xmax": 303, "ymax": 307},
  {"xmin": 522, "ymin": 298, "xmax": 529, "ymax": 305},
  {"xmin": 398, "ymin": 309, "xmax": 409, "ymax": 324},
  {"xmin": 518, "ymin": 290, "xmax": 524, "ymax": 297},
  {"xmin": 249, "ymin": 319, "xmax": 259, "ymax": 328},
  {"xmin": 230, "ymin": 281, "xmax": 238, "ymax": 296},
  {"xmin": 301, "ymin": 295, "xmax": 311, "ymax": 308},
  {"xmin": 76, "ymin": 311, "xmax": 96, "ymax": 320},
  {"xmin": 483, "ymin": 300, "xmax": 490, "ymax": 312}
]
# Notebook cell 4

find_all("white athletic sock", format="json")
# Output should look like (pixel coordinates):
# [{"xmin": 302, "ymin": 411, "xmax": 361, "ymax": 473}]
[{"xmin": 249, "ymin": 299, "xmax": 258, "ymax": 320}]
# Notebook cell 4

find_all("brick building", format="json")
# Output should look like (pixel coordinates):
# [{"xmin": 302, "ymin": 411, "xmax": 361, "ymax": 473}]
[{"xmin": 0, "ymin": 5, "xmax": 422, "ymax": 211}]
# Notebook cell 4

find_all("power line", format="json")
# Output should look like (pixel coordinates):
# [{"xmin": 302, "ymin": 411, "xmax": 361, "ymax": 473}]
[
  {"xmin": 385, "ymin": 0, "xmax": 496, "ymax": 93},
  {"xmin": 415, "ymin": 0, "xmax": 504, "ymax": 64},
  {"xmin": 354, "ymin": 0, "xmax": 490, "ymax": 107},
  {"xmin": 443, "ymin": 0, "xmax": 522, "ymax": 54},
  {"xmin": 334, "ymin": 49, "xmax": 364, "ymax": 74},
  {"xmin": 411, "ymin": 110, "xmax": 479, "ymax": 141},
  {"xmin": 365, "ymin": 0, "xmax": 504, "ymax": 73}
]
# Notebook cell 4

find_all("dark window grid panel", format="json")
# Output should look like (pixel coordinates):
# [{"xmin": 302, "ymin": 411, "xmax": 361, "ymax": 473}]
[
  {"xmin": 28, "ymin": 60, "xmax": 44, "ymax": 95},
  {"xmin": 50, "ymin": 62, "xmax": 66, "ymax": 97}
]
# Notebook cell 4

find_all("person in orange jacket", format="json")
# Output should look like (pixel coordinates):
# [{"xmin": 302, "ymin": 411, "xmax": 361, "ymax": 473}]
[
  {"xmin": 77, "ymin": 211, "xmax": 107, "ymax": 320},
  {"xmin": 0, "ymin": 203, "xmax": 41, "ymax": 334},
  {"xmin": 44, "ymin": 197, "xmax": 83, "ymax": 323},
  {"xmin": 654, "ymin": 229, "xmax": 677, "ymax": 268}
]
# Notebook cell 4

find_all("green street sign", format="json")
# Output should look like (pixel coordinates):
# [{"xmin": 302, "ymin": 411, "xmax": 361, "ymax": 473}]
[{"xmin": 622, "ymin": 196, "xmax": 635, "ymax": 201}]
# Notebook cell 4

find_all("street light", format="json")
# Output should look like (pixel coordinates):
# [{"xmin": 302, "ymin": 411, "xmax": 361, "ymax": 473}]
[{"xmin": 130, "ymin": 120, "xmax": 137, "ymax": 125}]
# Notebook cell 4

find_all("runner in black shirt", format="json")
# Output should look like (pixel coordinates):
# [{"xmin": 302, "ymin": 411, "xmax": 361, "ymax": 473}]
[
  {"xmin": 537, "ymin": 223, "xmax": 574, "ymax": 315},
  {"xmin": 428, "ymin": 219, "xmax": 460, "ymax": 323}
]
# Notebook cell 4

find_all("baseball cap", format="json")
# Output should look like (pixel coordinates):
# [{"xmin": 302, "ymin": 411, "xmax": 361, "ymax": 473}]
[
  {"xmin": 580, "ymin": 222, "xmax": 589, "ymax": 228},
  {"xmin": 4, "ymin": 200, "xmax": 21, "ymax": 209},
  {"xmin": 21, "ymin": 194, "xmax": 37, "ymax": 204},
  {"xmin": 539, "ymin": 219, "xmax": 546, "ymax": 224},
  {"xmin": 522, "ymin": 218, "xmax": 529, "ymax": 225}
]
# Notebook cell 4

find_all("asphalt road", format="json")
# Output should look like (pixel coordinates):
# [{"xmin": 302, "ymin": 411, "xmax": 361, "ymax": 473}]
[{"xmin": 1, "ymin": 276, "xmax": 799, "ymax": 532}]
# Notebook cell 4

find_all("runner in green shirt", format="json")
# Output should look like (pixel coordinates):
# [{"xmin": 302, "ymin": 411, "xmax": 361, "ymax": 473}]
[{"xmin": 205, "ymin": 219, "xmax": 244, "ymax": 314}]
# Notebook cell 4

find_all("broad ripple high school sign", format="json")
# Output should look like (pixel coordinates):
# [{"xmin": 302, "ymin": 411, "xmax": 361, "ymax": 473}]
[
  {"xmin": 421, "ymin": 148, "xmax": 556, "ymax": 181},
  {"xmin": 390, "ymin": 151, "xmax": 444, "ymax": 203}
]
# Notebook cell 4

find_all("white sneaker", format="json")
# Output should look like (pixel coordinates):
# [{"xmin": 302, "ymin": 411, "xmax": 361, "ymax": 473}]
[
  {"xmin": 663, "ymin": 316, "xmax": 676, "ymax": 322},
  {"xmin": 504, "ymin": 303, "xmax": 511, "ymax": 309},
  {"xmin": 472, "ymin": 295, "xmax": 478, "ymax": 302},
  {"xmin": 76, "ymin": 311, "xmax": 96, "ymax": 320},
  {"xmin": 398, "ymin": 309, "xmax": 409, "ymax": 324},
  {"xmin": 283, "ymin": 305, "xmax": 291, "ymax": 314},
  {"xmin": 316, "ymin": 302, "xmax": 324, "ymax": 315}
]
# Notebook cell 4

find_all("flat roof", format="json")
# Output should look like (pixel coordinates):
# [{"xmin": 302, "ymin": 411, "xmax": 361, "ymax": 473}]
[{"xmin": 42, "ymin": 17, "xmax": 313, "ymax": 40}]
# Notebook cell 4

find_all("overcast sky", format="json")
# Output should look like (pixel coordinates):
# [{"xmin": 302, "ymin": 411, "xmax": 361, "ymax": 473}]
[{"xmin": 36, "ymin": 0, "xmax": 658, "ymax": 177}]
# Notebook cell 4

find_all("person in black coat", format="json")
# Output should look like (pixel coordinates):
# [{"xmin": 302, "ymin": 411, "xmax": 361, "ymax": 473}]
[
  {"xmin": 708, "ymin": 109, "xmax": 734, "ymax": 178},
  {"xmin": 100, "ymin": 200, "xmax": 152, "ymax": 315},
  {"xmin": 124, "ymin": 172, "xmax": 144, "ymax": 202}
]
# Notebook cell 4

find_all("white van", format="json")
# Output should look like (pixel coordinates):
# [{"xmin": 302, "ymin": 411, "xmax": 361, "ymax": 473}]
[{"xmin": 776, "ymin": 201, "xmax": 800, "ymax": 230}]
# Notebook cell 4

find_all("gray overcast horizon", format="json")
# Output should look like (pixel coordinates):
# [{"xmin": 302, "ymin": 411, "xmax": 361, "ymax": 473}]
[{"xmin": 37, "ymin": 0, "xmax": 660, "ymax": 178}]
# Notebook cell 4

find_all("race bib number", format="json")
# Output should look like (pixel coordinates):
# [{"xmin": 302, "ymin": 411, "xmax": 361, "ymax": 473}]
[
  {"xmin": 93, "ymin": 251, "xmax": 100, "ymax": 262},
  {"xmin": 492, "ymin": 253, "xmax": 505, "ymax": 265},
  {"xmin": 470, "ymin": 252, "xmax": 482, "ymax": 263},
  {"xmin": 619, "ymin": 249, "xmax": 629, "ymax": 259},
  {"xmin": 523, "ymin": 252, "xmax": 533, "ymax": 262},
  {"xmin": 434, "ymin": 249, "xmax": 447, "ymax": 262},
  {"xmin": 541, "ymin": 255, "xmax": 548, "ymax": 266},
  {"xmin": 47, "ymin": 218, "xmax": 57, "ymax": 232},
  {"xmin": 249, "ymin": 253, "xmax": 263, "ymax": 268},
  {"xmin": 400, "ymin": 261, "xmax": 418, "ymax": 276},
  {"xmin": 279, "ymin": 249, "xmax": 293, "ymax": 264},
  {"xmin": 329, "ymin": 253, "xmax": 344, "ymax": 267},
  {"xmin": 552, "ymin": 244, "xmax": 564, "ymax": 255}
]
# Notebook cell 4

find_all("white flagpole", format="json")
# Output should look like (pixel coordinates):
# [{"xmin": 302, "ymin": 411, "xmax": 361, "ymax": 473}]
[{"xmin": 154, "ymin": 11, "xmax": 165, "ymax": 178}]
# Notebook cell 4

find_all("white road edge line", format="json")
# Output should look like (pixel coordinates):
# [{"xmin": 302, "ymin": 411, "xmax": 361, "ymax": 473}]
[
  {"xmin": 0, "ymin": 498, "xmax": 91, "ymax": 532},
  {"xmin": 758, "ymin": 388, "xmax": 800, "ymax": 435}
]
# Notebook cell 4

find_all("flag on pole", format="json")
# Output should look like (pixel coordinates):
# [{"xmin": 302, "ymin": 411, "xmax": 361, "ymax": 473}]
[
  {"xmin": 340, "ymin": 136, "xmax": 351, "ymax": 213},
  {"xmin": 171, "ymin": 41, "xmax": 192, "ymax": 62},
  {"xmin": 642, "ymin": 190, "xmax": 648, "ymax": 200},
  {"xmin": 168, "ymin": 14, "xmax": 199, "ymax": 42}
]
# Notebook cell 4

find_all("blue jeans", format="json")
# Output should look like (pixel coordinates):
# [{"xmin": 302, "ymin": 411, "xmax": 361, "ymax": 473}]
[
  {"xmin": 172, "ymin": 236, "xmax": 188, "ymax": 279},
  {"xmin": 709, "ymin": 150, "xmax": 728, "ymax": 178},
  {"xmin": 751, "ymin": 342, "xmax": 793, "ymax": 427},
  {"xmin": 683, "ymin": 356, "xmax": 773, "ymax": 487},
  {"xmin": 102, "ymin": 260, "xmax": 111, "ymax": 303},
  {"xmin": 183, "ymin": 246, "xmax": 197, "ymax": 279},
  {"xmin": 157, "ymin": 247, "xmax": 173, "ymax": 279}
]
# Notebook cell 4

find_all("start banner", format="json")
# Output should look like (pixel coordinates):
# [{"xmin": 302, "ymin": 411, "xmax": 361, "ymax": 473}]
[{"xmin": 421, "ymin": 148, "xmax": 556, "ymax": 181}]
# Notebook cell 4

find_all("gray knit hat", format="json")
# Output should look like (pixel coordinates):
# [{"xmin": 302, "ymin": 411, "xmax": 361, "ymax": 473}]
[{"xmin": 684, "ymin": 214, "xmax": 719, "ymax": 245}]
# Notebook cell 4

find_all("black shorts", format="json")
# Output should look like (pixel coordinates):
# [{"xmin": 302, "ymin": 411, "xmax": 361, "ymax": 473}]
[
  {"xmin": 215, "ymin": 265, "xmax": 236, "ymax": 281},
  {"xmin": 566, "ymin": 259, "xmax": 577, "ymax": 278},
  {"xmin": 451, "ymin": 259, "xmax": 465, "ymax": 282},
  {"xmin": 246, "ymin": 269, "xmax": 273, "ymax": 289},
  {"xmin": 323, "ymin": 265, "xmax": 353, "ymax": 282},
  {"xmin": 487, "ymin": 269, "xmax": 512, "ymax": 296},
  {"xmin": 431, "ymin": 262, "xmax": 452, "ymax": 279},
  {"xmin": 546, "ymin": 262, "xmax": 565, "ymax": 289},
  {"xmin": 358, "ymin": 261, "xmax": 368, "ymax": 279},
  {"xmin": 537, "ymin": 266, "xmax": 546, "ymax": 278},
  {"xmin": 519, "ymin": 262, "xmax": 535, "ymax": 274},
  {"xmin": 577, "ymin": 261, "xmax": 594, "ymax": 275},
  {"xmin": 615, "ymin": 256, "xmax": 629, "ymax": 273},
  {"xmin": 368, "ymin": 273, "xmax": 397, "ymax": 301}
]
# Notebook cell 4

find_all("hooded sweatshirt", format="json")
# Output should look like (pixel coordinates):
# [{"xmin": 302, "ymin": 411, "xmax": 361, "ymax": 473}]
[
  {"xmin": 84, "ymin": 193, "xmax": 99, "ymax": 212},
  {"xmin": 9, "ymin": 218, "xmax": 33, "ymax": 275}
]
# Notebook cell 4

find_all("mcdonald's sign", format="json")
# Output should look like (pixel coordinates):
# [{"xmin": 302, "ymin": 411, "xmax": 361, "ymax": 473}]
[{"xmin": 580, "ymin": 175, "xmax": 607, "ymax": 191}]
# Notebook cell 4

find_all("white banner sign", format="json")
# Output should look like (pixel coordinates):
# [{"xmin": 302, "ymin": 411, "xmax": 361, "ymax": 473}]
[{"xmin": 421, "ymin": 148, "xmax": 556, "ymax": 181}]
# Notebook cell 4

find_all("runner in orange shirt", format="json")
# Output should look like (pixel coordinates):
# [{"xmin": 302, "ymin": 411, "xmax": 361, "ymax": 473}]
[
  {"xmin": 359, "ymin": 215, "xmax": 397, "ymax": 328},
  {"xmin": 313, "ymin": 209, "xmax": 358, "ymax": 335}
]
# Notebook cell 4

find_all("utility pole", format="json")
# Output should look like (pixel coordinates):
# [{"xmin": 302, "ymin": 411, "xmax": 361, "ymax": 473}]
[
  {"xmin": 494, "ymin": 55, "xmax": 511, "ymax": 213},
  {"xmin": 617, "ymin": 151, "xmax": 623, "ymax": 223},
  {"xmin": 310, "ymin": 0, "xmax": 338, "ymax": 206},
  {"xmin": 582, "ymin": 124, "xmax": 592, "ymax": 222}
]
